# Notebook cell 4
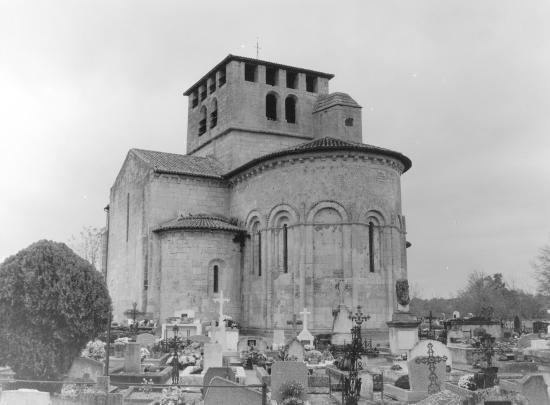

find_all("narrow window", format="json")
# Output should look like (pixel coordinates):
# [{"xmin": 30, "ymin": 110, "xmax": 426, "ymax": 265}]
[
  {"xmin": 209, "ymin": 76, "xmax": 216, "ymax": 94},
  {"xmin": 192, "ymin": 91, "xmax": 198, "ymax": 108},
  {"xmin": 210, "ymin": 99, "xmax": 218, "ymax": 128},
  {"xmin": 245, "ymin": 63, "xmax": 257, "ymax": 82},
  {"xmin": 283, "ymin": 224, "xmax": 288, "ymax": 273},
  {"xmin": 213, "ymin": 265, "xmax": 219, "ymax": 293},
  {"xmin": 285, "ymin": 96, "xmax": 296, "ymax": 124},
  {"xmin": 306, "ymin": 75, "xmax": 317, "ymax": 92},
  {"xmin": 126, "ymin": 193, "xmax": 130, "ymax": 242},
  {"xmin": 200, "ymin": 85, "xmax": 207, "ymax": 101},
  {"xmin": 369, "ymin": 222, "xmax": 375, "ymax": 272},
  {"xmin": 257, "ymin": 231, "xmax": 262, "ymax": 276},
  {"xmin": 345, "ymin": 118, "xmax": 354, "ymax": 127},
  {"xmin": 199, "ymin": 106, "xmax": 207, "ymax": 135},
  {"xmin": 266, "ymin": 67, "xmax": 277, "ymax": 86},
  {"xmin": 218, "ymin": 66, "xmax": 226, "ymax": 87},
  {"xmin": 286, "ymin": 71, "xmax": 297, "ymax": 89},
  {"xmin": 266, "ymin": 93, "xmax": 277, "ymax": 121}
]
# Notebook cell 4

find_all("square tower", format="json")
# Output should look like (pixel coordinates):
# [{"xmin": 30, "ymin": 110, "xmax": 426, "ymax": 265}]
[{"xmin": 183, "ymin": 55, "xmax": 334, "ymax": 171}]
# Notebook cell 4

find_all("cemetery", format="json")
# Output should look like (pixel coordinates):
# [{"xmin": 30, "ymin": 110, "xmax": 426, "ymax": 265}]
[
  {"xmin": 0, "ymin": 40, "xmax": 549, "ymax": 405},
  {"xmin": 3, "ymin": 277, "xmax": 550, "ymax": 405}
]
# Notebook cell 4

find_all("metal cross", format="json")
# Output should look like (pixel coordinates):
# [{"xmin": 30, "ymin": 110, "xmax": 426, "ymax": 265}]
[
  {"xmin": 255, "ymin": 37, "xmax": 261, "ymax": 59},
  {"xmin": 286, "ymin": 314, "xmax": 302, "ymax": 334},
  {"xmin": 349, "ymin": 305, "xmax": 370, "ymax": 326},
  {"xmin": 415, "ymin": 342, "xmax": 447, "ymax": 395},
  {"xmin": 213, "ymin": 290, "xmax": 230, "ymax": 325}
]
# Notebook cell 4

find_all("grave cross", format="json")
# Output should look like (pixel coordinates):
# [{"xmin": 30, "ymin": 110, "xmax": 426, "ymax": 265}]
[
  {"xmin": 299, "ymin": 308, "xmax": 311, "ymax": 330},
  {"xmin": 415, "ymin": 342, "xmax": 448, "ymax": 395},
  {"xmin": 213, "ymin": 290, "xmax": 230, "ymax": 325},
  {"xmin": 286, "ymin": 314, "xmax": 303, "ymax": 334},
  {"xmin": 426, "ymin": 310, "xmax": 435, "ymax": 339}
]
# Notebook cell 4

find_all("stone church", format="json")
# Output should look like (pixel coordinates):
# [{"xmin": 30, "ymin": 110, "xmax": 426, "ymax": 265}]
[{"xmin": 104, "ymin": 55, "xmax": 412, "ymax": 336}]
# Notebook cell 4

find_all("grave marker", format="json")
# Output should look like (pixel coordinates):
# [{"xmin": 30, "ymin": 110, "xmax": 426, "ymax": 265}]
[
  {"xmin": 409, "ymin": 342, "xmax": 447, "ymax": 395},
  {"xmin": 271, "ymin": 361, "xmax": 308, "ymax": 403},
  {"xmin": 203, "ymin": 343, "xmax": 223, "ymax": 371},
  {"xmin": 203, "ymin": 376, "xmax": 263, "ymax": 405},
  {"xmin": 136, "ymin": 333, "xmax": 155, "ymax": 348},
  {"xmin": 124, "ymin": 342, "xmax": 141, "ymax": 373}
]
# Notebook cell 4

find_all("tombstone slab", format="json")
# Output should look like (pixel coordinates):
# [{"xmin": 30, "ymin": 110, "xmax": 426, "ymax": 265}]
[
  {"xmin": 124, "ymin": 342, "xmax": 141, "ymax": 373},
  {"xmin": 66, "ymin": 357, "xmax": 104, "ymax": 382},
  {"xmin": 271, "ymin": 361, "xmax": 308, "ymax": 403},
  {"xmin": 203, "ymin": 343, "xmax": 223, "ymax": 371},
  {"xmin": 287, "ymin": 338, "xmax": 305, "ymax": 362},
  {"xmin": 0, "ymin": 389, "xmax": 51, "ymax": 405},
  {"xmin": 136, "ymin": 333, "xmax": 155, "ymax": 348},
  {"xmin": 407, "ymin": 349, "xmax": 447, "ymax": 395},
  {"xmin": 204, "ymin": 376, "xmax": 262, "ymax": 405},
  {"xmin": 202, "ymin": 367, "xmax": 236, "ymax": 396}
]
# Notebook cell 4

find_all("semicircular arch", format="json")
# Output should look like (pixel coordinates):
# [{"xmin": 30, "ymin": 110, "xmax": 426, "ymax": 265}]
[
  {"xmin": 306, "ymin": 200, "xmax": 349, "ymax": 224},
  {"xmin": 267, "ymin": 203, "xmax": 299, "ymax": 227}
]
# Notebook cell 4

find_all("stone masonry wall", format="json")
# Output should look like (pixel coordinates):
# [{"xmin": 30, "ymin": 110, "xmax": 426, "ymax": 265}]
[
  {"xmin": 153, "ymin": 230, "xmax": 242, "ymax": 323},
  {"xmin": 228, "ymin": 152, "xmax": 408, "ymax": 332}
]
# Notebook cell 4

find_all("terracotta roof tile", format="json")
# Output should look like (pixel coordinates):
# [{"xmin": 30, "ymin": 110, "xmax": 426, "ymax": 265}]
[
  {"xmin": 132, "ymin": 149, "xmax": 224, "ymax": 179},
  {"xmin": 313, "ymin": 92, "xmax": 361, "ymax": 113},
  {"xmin": 153, "ymin": 214, "xmax": 245, "ymax": 233},
  {"xmin": 226, "ymin": 136, "xmax": 412, "ymax": 176}
]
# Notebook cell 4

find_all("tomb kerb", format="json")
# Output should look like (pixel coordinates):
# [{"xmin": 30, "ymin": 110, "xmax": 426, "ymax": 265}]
[{"xmin": 386, "ymin": 279, "xmax": 421, "ymax": 355}]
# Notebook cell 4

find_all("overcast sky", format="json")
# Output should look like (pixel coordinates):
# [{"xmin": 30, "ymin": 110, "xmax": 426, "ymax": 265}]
[{"xmin": 1, "ymin": 0, "xmax": 549, "ymax": 297}]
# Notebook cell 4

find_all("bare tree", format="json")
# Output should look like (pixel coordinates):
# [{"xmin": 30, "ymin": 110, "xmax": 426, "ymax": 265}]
[
  {"xmin": 533, "ymin": 241, "xmax": 550, "ymax": 296},
  {"xmin": 68, "ymin": 226, "xmax": 104, "ymax": 270}
]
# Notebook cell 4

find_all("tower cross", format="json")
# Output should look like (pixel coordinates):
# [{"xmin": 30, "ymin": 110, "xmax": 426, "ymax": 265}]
[
  {"xmin": 255, "ymin": 37, "xmax": 261, "ymax": 59},
  {"xmin": 213, "ymin": 290, "xmax": 230, "ymax": 325},
  {"xmin": 300, "ymin": 308, "xmax": 311, "ymax": 330}
]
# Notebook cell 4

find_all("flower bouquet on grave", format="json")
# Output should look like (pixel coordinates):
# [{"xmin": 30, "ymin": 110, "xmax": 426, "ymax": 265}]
[
  {"xmin": 458, "ymin": 373, "xmax": 477, "ymax": 391},
  {"xmin": 81, "ymin": 339, "xmax": 106, "ymax": 361},
  {"xmin": 280, "ymin": 381, "xmax": 306, "ymax": 405}
]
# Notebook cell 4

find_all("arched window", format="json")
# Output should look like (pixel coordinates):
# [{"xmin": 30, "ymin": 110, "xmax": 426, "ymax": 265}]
[
  {"xmin": 210, "ymin": 99, "xmax": 218, "ymax": 129},
  {"xmin": 283, "ymin": 224, "xmax": 288, "ymax": 273},
  {"xmin": 213, "ymin": 265, "xmax": 219, "ymax": 293},
  {"xmin": 251, "ymin": 222, "xmax": 262, "ymax": 276},
  {"xmin": 285, "ymin": 96, "xmax": 296, "ymax": 124},
  {"xmin": 368, "ymin": 222, "xmax": 375, "ymax": 273},
  {"xmin": 199, "ymin": 106, "xmax": 207, "ymax": 135},
  {"xmin": 266, "ymin": 93, "xmax": 277, "ymax": 121}
]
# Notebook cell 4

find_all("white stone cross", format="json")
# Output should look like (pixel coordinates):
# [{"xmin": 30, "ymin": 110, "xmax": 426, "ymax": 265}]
[
  {"xmin": 213, "ymin": 290, "xmax": 230, "ymax": 324},
  {"xmin": 299, "ymin": 308, "xmax": 311, "ymax": 331}
]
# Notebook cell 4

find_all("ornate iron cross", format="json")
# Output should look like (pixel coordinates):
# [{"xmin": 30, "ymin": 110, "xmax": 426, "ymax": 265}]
[
  {"xmin": 286, "ymin": 314, "xmax": 302, "ymax": 334},
  {"xmin": 415, "ymin": 342, "xmax": 447, "ymax": 395}
]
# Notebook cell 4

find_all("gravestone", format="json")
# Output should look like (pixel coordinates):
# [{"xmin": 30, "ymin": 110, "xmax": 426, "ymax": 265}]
[
  {"xmin": 0, "ymin": 389, "xmax": 51, "ymax": 405},
  {"xmin": 124, "ymin": 342, "xmax": 141, "ymax": 373},
  {"xmin": 407, "ymin": 342, "xmax": 447, "ymax": 395},
  {"xmin": 287, "ymin": 338, "xmax": 305, "ymax": 362},
  {"xmin": 203, "ymin": 367, "xmax": 236, "ymax": 395},
  {"xmin": 409, "ymin": 339, "xmax": 452, "ymax": 367},
  {"xmin": 66, "ymin": 357, "xmax": 104, "ymax": 382},
  {"xmin": 359, "ymin": 371, "xmax": 373, "ymax": 400},
  {"xmin": 331, "ymin": 304, "xmax": 353, "ymax": 345},
  {"xmin": 521, "ymin": 374, "xmax": 550, "ymax": 405},
  {"xmin": 272, "ymin": 329, "xmax": 285, "ymax": 349},
  {"xmin": 271, "ymin": 361, "xmax": 308, "ymax": 403},
  {"xmin": 517, "ymin": 333, "xmax": 539, "ymax": 349},
  {"xmin": 136, "ymin": 333, "xmax": 155, "ymax": 348},
  {"xmin": 203, "ymin": 343, "xmax": 223, "ymax": 371},
  {"xmin": 204, "ymin": 376, "xmax": 262, "ymax": 405}
]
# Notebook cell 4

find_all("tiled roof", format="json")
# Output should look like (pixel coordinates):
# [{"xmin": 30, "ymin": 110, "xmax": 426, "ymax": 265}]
[
  {"xmin": 132, "ymin": 149, "xmax": 224, "ymax": 179},
  {"xmin": 153, "ymin": 214, "xmax": 245, "ymax": 233},
  {"xmin": 226, "ymin": 137, "xmax": 412, "ymax": 176},
  {"xmin": 313, "ymin": 92, "xmax": 361, "ymax": 113},
  {"xmin": 184, "ymin": 54, "xmax": 334, "ymax": 96}
]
